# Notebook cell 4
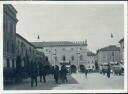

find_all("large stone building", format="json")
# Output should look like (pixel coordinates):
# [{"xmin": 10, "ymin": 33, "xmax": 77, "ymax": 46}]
[
  {"xmin": 32, "ymin": 41, "xmax": 88, "ymax": 71},
  {"xmin": 97, "ymin": 45, "xmax": 120, "ymax": 68},
  {"xmin": 119, "ymin": 38, "xmax": 124, "ymax": 64},
  {"xmin": 3, "ymin": 4, "xmax": 18, "ymax": 68}
]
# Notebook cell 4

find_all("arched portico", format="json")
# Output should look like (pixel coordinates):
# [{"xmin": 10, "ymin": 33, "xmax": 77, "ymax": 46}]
[{"xmin": 71, "ymin": 65, "xmax": 77, "ymax": 73}]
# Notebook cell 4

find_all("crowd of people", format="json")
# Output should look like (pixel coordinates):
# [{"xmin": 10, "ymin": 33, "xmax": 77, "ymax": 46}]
[
  {"xmin": 30, "ymin": 58, "xmax": 69, "ymax": 87},
  {"xmin": 100, "ymin": 64, "xmax": 111, "ymax": 78}
]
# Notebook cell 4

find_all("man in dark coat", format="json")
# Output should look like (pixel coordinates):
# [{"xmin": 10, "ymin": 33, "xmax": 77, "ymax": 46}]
[
  {"xmin": 54, "ymin": 65, "xmax": 59, "ymax": 84},
  {"xmin": 51, "ymin": 66, "xmax": 54, "ymax": 76},
  {"xmin": 107, "ymin": 64, "xmax": 111, "ymax": 78},
  {"xmin": 30, "ymin": 59, "xmax": 38, "ymax": 87},
  {"xmin": 61, "ymin": 65, "xmax": 68, "ymax": 83},
  {"xmin": 39, "ymin": 62, "xmax": 43, "ymax": 82},
  {"xmin": 42, "ymin": 65, "xmax": 47, "ymax": 83}
]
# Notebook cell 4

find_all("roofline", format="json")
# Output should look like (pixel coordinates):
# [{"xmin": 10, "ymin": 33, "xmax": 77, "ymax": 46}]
[
  {"xmin": 31, "ymin": 41, "xmax": 87, "ymax": 48},
  {"xmin": 42, "ymin": 44, "xmax": 87, "ymax": 47},
  {"xmin": 8, "ymin": 4, "xmax": 17, "ymax": 14},
  {"xmin": 16, "ymin": 33, "xmax": 36, "ymax": 48},
  {"xmin": 97, "ymin": 45, "xmax": 120, "ymax": 53},
  {"xmin": 98, "ymin": 49, "xmax": 120, "ymax": 51},
  {"xmin": 4, "ymin": 4, "xmax": 18, "ymax": 23}
]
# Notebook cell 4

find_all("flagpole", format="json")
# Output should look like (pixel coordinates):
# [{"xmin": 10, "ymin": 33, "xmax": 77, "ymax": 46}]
[
  {"xmin": 37, "ymin": 35, "xmax": 40, "ymax": 42},
  {"xmin": 111, "ymin": 33, "xmax": 114, "ymax": 45}
]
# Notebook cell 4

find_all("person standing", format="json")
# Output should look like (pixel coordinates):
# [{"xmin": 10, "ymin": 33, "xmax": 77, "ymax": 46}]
[
  {"xmin": 84, "ymin": 67, "xmax": 88, "ymax": 78},
  {"xmin": 61, "ymin": 65, "xmax": 68, "ymax": 83},
  {"xmin": 51, "ymin": 66, "xmax": 54, "ymax": 76},
  {"xmin": 42, "ymin": 65, "xmax": 46, "ymax": 83},
  {"xmin": 102, "ymin": 68, "xmax": 105, "ymax": 76},
  {"xmin": 54, "ymin": 65, "xmax": 59, "ymax": 84},
  {"xmin": 107, "ymin": 64, "xmax": 111, "ymax": 78},
  {"xmin": 39, "ymin": 61, "xmax": 43, "ymax": 82},
  {"xmin": 30, "ymin": 58, "xmax": 38, "ymax": 87}
]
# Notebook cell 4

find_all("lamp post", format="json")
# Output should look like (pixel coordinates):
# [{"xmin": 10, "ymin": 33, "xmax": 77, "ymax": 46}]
[{"xmin": 77, "ymin": 51, "xmax": 80, "ymax": 73}]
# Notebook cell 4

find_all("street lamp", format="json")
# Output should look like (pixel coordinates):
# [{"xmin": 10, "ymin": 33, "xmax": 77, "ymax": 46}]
[{"xmin": 77, "ymin": 51, "xmax": 80, "ymax": 73}]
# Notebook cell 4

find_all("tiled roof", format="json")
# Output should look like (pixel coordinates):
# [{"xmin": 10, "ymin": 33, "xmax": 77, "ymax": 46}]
[
  {"xmin": 31, "ymin": 41, "xmax": 87, "ymax": 48},
  {"xmin": 98, "ymin": 45, "xmax": 120, "ymax": 52}
]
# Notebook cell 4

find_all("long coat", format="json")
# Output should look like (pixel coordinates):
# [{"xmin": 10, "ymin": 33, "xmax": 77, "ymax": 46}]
[
  {"xmin": 30, "ymin": 61, "xmax": 38, "ymax": 78},
  {"xmin": 54, "ymin": 66, "xmax": 59, "ymax": 79}
]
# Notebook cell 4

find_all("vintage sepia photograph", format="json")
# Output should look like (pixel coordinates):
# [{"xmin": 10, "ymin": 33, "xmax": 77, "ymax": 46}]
[{"xmin": 2, "ymin": 2, "xmax": 127, "ymax": 93}]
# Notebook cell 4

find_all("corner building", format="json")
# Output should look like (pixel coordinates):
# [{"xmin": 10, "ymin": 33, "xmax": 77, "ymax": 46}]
[
  {"xmin": 97, "ymin": 45, "xmax": 120, "ymax": 69},
  {"xmin": 3, "ymin": 4, "xmax": 18, "ymax": 68}
]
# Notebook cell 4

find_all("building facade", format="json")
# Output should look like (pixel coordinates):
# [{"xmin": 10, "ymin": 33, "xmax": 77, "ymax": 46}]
[
  {"xmin": 97, "ymin": 45, "xmax": 120, "ymax": 68},
  {"xmin": 119, "ymin": 38, "xmax": 124, "ymax": 64},
  {"xmin": 87, "ymin": 51, "xmax": 96, "ymax": 71},
  {"xmin": 16, "ymin": 33, "xmax": 36, "ymax": 68},
  {"xmin": 32, "ymin": 41, "xmax": 88, "ymax": 70},
  {"xmin": 3, "ymin": 4, "xmax": 18, "ymax": 68}
]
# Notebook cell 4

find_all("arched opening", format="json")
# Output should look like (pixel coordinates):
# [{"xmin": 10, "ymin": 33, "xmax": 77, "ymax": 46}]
[
  {"xmin": 71, "ymin": 65, "xmax": 77, "ymax": 73},
  {"xmin": 80, "ymin": 65, "xmax": 85, "ymax": 73},
  {"xmin": 16, "ymin": 56, "xmax": 21, "ymax": 69},
  {"xmin": 15, "ymin": 56, "xmax": 22, "ymax": 82},
  {"xmin": 6, "ymin": 58, "xmax": 10, "ymax": 68},
  {"xmin": 12, "ymin": 59, "xmax": 15, "ymax": 68}
]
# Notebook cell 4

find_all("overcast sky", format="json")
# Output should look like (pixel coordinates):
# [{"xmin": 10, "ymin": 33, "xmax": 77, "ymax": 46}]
[{"xmin": 13, "ymin": 4, "xmax": 124, "ymax": 53}]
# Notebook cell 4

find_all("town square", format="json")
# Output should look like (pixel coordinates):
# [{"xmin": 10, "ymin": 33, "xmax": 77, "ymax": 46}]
[{"xmin": 2, "ymin": 3, "xmax": 126, "ymax": 92}]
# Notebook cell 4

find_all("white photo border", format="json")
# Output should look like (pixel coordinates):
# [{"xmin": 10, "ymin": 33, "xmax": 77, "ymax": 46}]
[{"xmin": 0, "ymin": 1, "xmax": 127, "ymax": 93}]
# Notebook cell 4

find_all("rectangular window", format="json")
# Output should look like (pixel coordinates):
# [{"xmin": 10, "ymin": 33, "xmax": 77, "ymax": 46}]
[
  {"xmin": 112, "ymin": 52, "xmax": 114, "ymax": 56},
  {"xmin": 7, "ymin": 41, "xmax": 9, "ymax": 52},
  {"xmin": 62, "ymin": 56, "xmax": 66, "ymax": 61},
  {"xmin": 55, "ymin": 56, "xmax": 57, "ymax": 61},
  {"xmin": 3, "ymin": 16, "xmax": 7, "ymax": 32},
  {"xmin": 10, "ymin": 22, "xmax": 13, "ymax": 33},
  {"xmin": 7, "ymin": 59, "xmax": 10, "ymax": 68},
  {"xmin": 80, "ymin": 55, "xmax": 83, "ymax": 61},
  {"xmin": 71, "ymin": 56, "xmax": 74, "ymax": 61},
  {"xmin": 12, "ymin": 59, "xmax": 15, "ymax": 68},
  {"xmin": 7, "ymin": 20, "xmax": 11, "ymax": 33}
]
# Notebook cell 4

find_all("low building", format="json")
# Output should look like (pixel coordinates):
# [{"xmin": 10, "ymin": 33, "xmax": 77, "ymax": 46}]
[
  {"xmin": 32, "ymin": 41, "xmax": 88, "ymax": 71},
  {"xmin": 97, "ymin": 45, "xmax": 120, "ymax": 69},
  {"xmin": 3, "ymin": 4, "xmax": 18, "ymax": 68}
]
